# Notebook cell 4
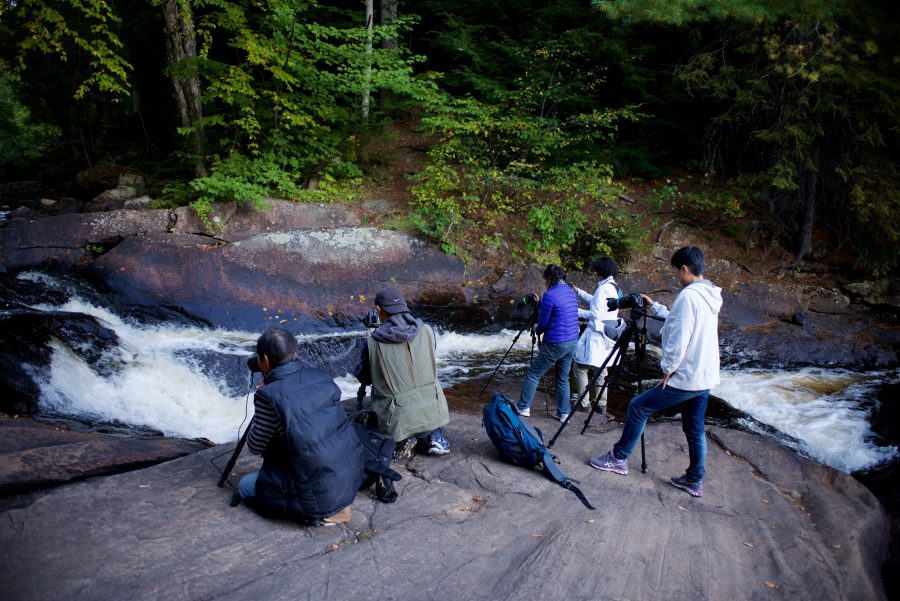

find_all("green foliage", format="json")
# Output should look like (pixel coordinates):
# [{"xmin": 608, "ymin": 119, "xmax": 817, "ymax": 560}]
[
  {"xmin": 596, "ymin": 0, "xmax": 900, "ymax": 274},
  {"xmin": 0, "ymin": 63, "xmax": 62, "ymax": 171},
  {"xmin": 411, "ymin": 82, "xmax": 644, "ymax": 261},
  {"xmin": 189, "ymin": 0, "xmax": 436, "ymax": 195},
  {"xmin": 646, "ymin": 176, "xmax": 747, "ymax": 219},
  {"xmin": 14, "ymin": 0, "xmax": 132, "ymax": 100}
]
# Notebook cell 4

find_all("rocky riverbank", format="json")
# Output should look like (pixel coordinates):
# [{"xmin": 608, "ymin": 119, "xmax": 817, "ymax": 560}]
[
  {"xmin": 1, "ymin": 190, "xmax": 898, "ymax": 599},
  {"xmin": 0, "ymin": 412, "xmax": 889, "ymax": 601}
]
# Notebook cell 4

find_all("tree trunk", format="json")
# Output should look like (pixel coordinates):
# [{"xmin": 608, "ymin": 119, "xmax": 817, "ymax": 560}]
[
  {"xmin": 380, "ymin": 0, "xmax": 397, "ymax": 51},
  {"xmin": 361, "ymin": 0, "xmax": 374, "ymax": 122},
  {"xmin": 793, "ymin": 142, "xmax": 820, "ymax": 264},
  {"xmin": 379, "ymin": 0, "xmax": 398, "ymax": 109},
  {"xmin": 160, "ymin": 0, "xmax": 207, "ymax": 178}
]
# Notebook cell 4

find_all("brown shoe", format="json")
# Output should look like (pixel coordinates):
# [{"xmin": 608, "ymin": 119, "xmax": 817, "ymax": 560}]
[{"xmin": 321, "ymin": 505, "xmax": 352, "ymax": 526}]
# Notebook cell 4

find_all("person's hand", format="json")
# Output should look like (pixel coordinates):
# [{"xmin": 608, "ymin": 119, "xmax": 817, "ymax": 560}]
[
  {"xmin": 660, "ymin": 373, "xmax": 671, "ymax": 389},
  {"xmin": 641, "ymin": 293, "xmax": 654, "ymax": 307}
]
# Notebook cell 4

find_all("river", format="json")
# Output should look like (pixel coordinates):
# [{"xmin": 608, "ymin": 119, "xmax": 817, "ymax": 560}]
[{"xmin": 4, "ymin": 270, "xmax": 898, "ymax": 477}]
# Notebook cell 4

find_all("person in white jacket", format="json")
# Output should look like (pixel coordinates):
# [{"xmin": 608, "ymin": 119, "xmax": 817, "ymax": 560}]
[
  {"xmin": 571, "ymin": 257, "xmax": 620, "ymax": 414},
  {"xmin": 588, "ymin": 247, "xmax": 722, "ymax": 498}
]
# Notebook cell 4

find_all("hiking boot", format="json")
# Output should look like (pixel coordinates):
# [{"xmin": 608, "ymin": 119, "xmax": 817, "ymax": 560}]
[
  {"xmin": 428, "ymin": 433, "xmax": 451, "ymax": 455},
  {"xmin": 588, "ymin": 451, "xmax": 628, "ymax": 475},
  {"xmin": 321, "ymin": 505, "xmax": 352, "ymax": 526},
  {"xmin": 670, "ymin": 475, "xmax": 703, "ymax": 497},
  {"xmin": 393, "ymin": 437, "xmax": 416, "ymax": 460},
  {"xmin": 514, "ymin": 405, "xmax": 530, "ymax": 417}
]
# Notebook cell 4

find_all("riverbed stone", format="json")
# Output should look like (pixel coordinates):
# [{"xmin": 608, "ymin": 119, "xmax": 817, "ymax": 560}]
[{"xmin": 0, "ymin": 414, "xmax": 888, "ymax": 601}]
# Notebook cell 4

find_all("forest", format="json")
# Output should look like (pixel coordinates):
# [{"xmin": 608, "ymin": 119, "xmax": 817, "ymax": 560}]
[{"xmin": 1, "ymin": 0, "xmax": 898, "ymax": 276}]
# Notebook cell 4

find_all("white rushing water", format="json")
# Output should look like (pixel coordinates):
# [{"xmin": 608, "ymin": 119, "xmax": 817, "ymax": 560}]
[
  {"xmin": 713, "ymin": 368, "xmax": 898, "ymax": 473},
  {"xmin": 13, "ymin": 271, "xmax": 897, "ymax": 473}
]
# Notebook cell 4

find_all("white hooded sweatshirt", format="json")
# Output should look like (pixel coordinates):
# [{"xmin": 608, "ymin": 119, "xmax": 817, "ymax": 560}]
[{"xmin": 647, "ymin": 279, "xmax": 723, "ymax": 391}]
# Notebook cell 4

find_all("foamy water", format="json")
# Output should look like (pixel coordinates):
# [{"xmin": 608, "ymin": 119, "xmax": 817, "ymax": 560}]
[
  {"xmin": 11, "ymin": 271, "xmax": 898, "ymax": 473},
  {"xmin": 713, "ymin": 368, "xmax": 898, "ymax": 473}
]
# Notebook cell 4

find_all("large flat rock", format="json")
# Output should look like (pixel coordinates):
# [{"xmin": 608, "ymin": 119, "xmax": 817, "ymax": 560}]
[
  {"xmin": 0, "ymin": 413, "xmax": 887, "ymax": 601},
  {"xmin": 0, "ymin": 416, "xmax": 211, "ymax": 496}
]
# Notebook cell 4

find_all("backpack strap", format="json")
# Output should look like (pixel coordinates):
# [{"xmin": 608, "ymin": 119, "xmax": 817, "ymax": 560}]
[{"xmin": 540, "ymin": 453, "xmax": 596, "ymax": 510}]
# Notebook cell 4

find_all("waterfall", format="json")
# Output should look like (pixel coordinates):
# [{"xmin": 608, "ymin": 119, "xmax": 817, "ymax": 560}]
[{"xmin": 4, "ymin": 270, "xmax": 897, "ymax": 474}]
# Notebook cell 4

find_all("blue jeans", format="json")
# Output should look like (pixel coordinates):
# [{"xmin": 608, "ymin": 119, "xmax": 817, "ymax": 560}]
[
  {"xmin": 516, "ymin": 340, "xmax": 577, "ymax": 415},
  {"xmin": 612, "ymin": 385, "xmax": 709, "ymax": 483},
  {"xmin": 238, "ymin": 470, "xmax": 258, "ymax": 500}
]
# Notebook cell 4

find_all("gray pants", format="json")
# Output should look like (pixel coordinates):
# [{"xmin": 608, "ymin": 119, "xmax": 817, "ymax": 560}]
[{"xmin": 572, "ymin": 363, "xmax": 608, "ymax": 410}]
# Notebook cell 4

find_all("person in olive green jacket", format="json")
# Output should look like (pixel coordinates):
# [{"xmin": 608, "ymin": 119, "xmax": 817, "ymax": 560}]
[{"xmin": 352, "ymin": 287, "xmax": 451, "ymax": 458}]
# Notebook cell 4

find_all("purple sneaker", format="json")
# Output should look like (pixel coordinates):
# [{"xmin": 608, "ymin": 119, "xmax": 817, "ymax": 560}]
[
  {"xmin": 588, "ymin": 451, "xmax": 628, "ymax": 475},
  {"xmin": 670, "ymin": 475, "xmax": 703, "ymax": 497}
]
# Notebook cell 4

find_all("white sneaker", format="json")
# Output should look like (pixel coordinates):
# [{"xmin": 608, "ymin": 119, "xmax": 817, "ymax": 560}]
[
  {"xmin": 557, "ymin": 413, "xmax": 569, "ymax": 423},
  {"xmin": 514, "ymin": 405, "xmax": 530, "ymax": 417}
]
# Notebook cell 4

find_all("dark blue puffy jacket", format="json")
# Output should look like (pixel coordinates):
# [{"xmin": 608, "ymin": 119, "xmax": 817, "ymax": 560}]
[
  {"xmin": 535, "ymin": 282, "xmax": 579, "ymax": 343},
  {"xmin": 254, "ymin": 361, "xmax": 365, "ymax": 521}
]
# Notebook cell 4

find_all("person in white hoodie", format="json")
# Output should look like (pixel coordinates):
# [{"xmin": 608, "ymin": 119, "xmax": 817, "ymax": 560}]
[{"xmin": 588, "ymin": 246, "xmax": 722, "ymax": 498}]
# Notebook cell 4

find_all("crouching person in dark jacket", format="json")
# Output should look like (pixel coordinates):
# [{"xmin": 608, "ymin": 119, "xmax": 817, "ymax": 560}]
[{"xmin": 238, "ymin": 328, "xmax": 365, "ymax": 526}]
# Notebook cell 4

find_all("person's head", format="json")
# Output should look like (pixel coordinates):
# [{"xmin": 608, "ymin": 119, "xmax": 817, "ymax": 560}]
[
  {"xmin": 543, "ymin": 264, "xmax": 567, "ymax": 287},
  {"xmin": 255, "ymin": 328, "xmax": 299, "ymax": 375},
  {"xmin": 590, "ymin": 257, "xmax": 618, "ymax": 280},
  {"xmin": 670, "ymin": 246, "xmax": 705, "ymax": 286},
  {"xmin": 374, "ymin": 286, "xmax": 410, "ymax": 320}
]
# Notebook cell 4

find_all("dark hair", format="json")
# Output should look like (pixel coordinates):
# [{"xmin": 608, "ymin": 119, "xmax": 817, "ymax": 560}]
[
  {"xmin": 256, "ymin": 328, "xmax": 299, "ymax": 368},
  {"xmin": 590, "ymin": 257, "xmax": 619, "ymax": 279},
  {"xmin": 671, "ymin": 246, "xmax": 705, "ymax": 276},
  {"xmin": 543, "ymin": 264, "xmax": 567, "ymax": 284}
]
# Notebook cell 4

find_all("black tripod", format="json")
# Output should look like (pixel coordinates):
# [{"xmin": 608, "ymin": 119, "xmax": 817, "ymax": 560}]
[
  {"xmin": 547, "ymin": 308, "xmax": 660, "ymax": 473},
  {"xmin": 477, "ymin": 304, "xmax": 539, "ymax": 399}
]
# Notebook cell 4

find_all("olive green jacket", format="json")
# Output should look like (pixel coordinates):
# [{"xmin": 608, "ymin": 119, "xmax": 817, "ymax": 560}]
[{"xmin": 366, "ymin": 325, "xmax": 449, "ymax": 442}]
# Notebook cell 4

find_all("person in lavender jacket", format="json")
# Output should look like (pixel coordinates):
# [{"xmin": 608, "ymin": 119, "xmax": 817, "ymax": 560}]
[{"xmin": 514, "ymin": 265, "xmax": 580, "ymax": 422}]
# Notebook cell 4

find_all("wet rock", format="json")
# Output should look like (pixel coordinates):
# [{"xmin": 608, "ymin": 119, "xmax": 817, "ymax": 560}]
[
  {"xmin": 0, "ymin": 415, "xmax": 211, "ymax": 497},
  {"xmin": 0, "ymin": 310, "xmax": 121, "ymax": 414},
  {"xmin": 170, "ymin": 199, "xmax": 360, "ymax": 241},
  {"xmin": 0, "ymin": 209, "xmax": 171, "ymax": 271},
  {"xmin": 85, "ymin": 228, "xmax": 467, "ymax": 330},
  {"xmin": 804, "ymin": 285, "xmax": 851, "ymax": 314},
  {"xmin": 0, "ymin": 415, "xmax": 888, "ymax": 601},
  {"xmin": 792, "ymin": 309, "xmax": 816, "ymax": 334},
  {"xmin": 844, "ymin": 279, "xmax": 900, "ymax": 310}
]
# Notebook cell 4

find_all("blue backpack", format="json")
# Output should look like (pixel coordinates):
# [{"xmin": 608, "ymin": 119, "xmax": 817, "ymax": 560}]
[{"xmin": 482, "ymin": 392, "xmax": 595, "ymax": 510}]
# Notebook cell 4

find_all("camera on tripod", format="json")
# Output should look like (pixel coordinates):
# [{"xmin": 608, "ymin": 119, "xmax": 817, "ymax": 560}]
[
  {"xmin": 517, "ymin": 292, "xmax": 540, "ymax": 310},
  {"xmin": 246, "ymin": 355, "xmax": 261, "ymax": 373},
  {"xmin": 363, "ymin": 309, "xmax": 381, "ymax": 329},
  {"xmin": 607, "ymin": 292, "xmax": 644, "ymax": 313}
]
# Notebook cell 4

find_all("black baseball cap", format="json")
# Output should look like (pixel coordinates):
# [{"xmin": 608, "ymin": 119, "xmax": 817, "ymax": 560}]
[{"xmin": 374, "ymin": 287, "xmax": 409, "ymax": 314}]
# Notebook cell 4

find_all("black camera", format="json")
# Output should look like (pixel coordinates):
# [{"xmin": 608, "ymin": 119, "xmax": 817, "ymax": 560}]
[
  {"xmin": 517, "ymin": 292, "xmax": 540, "ymax": 310},
  {"xmin": 607, "ymin": 292, "xmax": 644, "ymax": 312},
  {"xmin": 364, "ymin": 309, "xmax": 381, "ymax": 329},
  {"xmin": 247, "ymin": 355, "xmax": 260, "ymax": 373}
]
